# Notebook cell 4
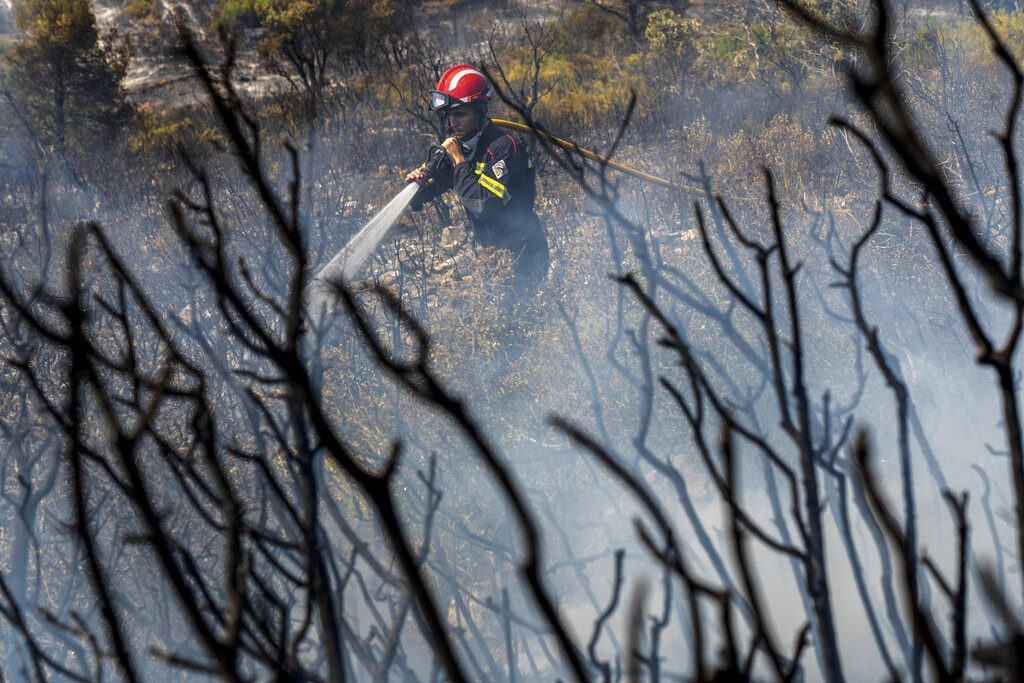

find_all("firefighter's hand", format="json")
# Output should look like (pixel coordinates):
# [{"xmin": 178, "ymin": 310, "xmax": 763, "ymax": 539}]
[
  {"xmin": 442, "ymin": 136, "xmax": 466, "ymax": 165},
  {"xmin": 405, "ymin": 166, "xmax": 427, "ymax": 187}
]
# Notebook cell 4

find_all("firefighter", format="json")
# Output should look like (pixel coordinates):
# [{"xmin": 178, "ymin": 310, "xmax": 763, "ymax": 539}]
[{"xmin": 405, "ymin": 64, "xmax": 549, "ymax": 302}]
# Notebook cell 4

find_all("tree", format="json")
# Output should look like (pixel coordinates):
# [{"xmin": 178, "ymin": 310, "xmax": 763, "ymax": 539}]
[
  {"xmin": 576, "ymin": 0, "xmax": 691, "ymax": 37},
  {"xmin": 245, "ymin": 0, "xmax": 398, "ymax": 126},
  {"xmin": 0, "ymin": 0, "xmax": 130, "ymax": 167},
  {"xmin": 255, "ymin": 0, "xmax": 345, "ymax": 120}
]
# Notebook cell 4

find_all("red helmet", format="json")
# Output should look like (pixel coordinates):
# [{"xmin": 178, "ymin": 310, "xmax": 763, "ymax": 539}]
[{"xmin": 429, "ymin": 64, "xmax": 493, "ymax": 111}]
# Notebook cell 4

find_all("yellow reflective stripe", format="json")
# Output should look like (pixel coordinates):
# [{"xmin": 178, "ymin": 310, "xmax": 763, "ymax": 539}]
[
  {"xmin": 478, "ymin": 174, "xmax": 511, "ymax": 204},
  {"xmin": 478, "ymin": 176, "xmax": 506, "ymax": 200},
  {"xmin": 479, "ymin": 173, "xmax": 507, "ymax": 194},
  {"xmin": 475, "ymin": 161, "xmax": 486, "ymax": 175},
  {"xmin": 478, "ymin": 173, "xmax": 508, "ymax": 196}
]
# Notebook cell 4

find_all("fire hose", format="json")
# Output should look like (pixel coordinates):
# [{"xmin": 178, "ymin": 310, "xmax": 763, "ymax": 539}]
[{"xmin": 491, "ymin": 118, "xmax": 702, "ymax": 194}]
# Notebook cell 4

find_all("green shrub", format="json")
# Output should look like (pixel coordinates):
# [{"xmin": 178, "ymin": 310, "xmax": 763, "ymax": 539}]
[
  {"xmin": 125, "ymin": 0, "xmax": 159, "ymax": 24},
  {"xmin": 556, "ymin": 3, "xmax": 628, "ymax": 56},
  {"xmin": 644, "ymin": 8, "xmax": 701, "ymax": 61},
  {"xmin": 215, "ymin": 0, "xmax": 260, "ymax": 28}
]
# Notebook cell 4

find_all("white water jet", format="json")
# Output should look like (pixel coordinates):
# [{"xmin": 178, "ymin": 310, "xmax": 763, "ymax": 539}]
[{"xmin": 307, "ymin": 182, "xmax": 420, "ymax": 315}]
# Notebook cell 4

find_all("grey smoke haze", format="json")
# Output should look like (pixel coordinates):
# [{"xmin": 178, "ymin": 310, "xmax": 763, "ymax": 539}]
[{"xmin": 1, "ymin": 1, "xmax": 1023, "ymax": 681}]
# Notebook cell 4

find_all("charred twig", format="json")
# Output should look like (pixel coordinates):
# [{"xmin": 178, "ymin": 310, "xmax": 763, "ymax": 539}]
[
  {"xmin": 853, "ymin": 430, "xmax": 952, "ymax": 682},
  {"xmin": 588, "ymin": 549, "xmax": 625, "ymax": 682}
]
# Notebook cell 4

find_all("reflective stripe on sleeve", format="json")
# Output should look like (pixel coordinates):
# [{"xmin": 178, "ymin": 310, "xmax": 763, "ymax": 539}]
[{"xmin": 477, "ymin": 174, "xmax": 511, "ymax": 204}]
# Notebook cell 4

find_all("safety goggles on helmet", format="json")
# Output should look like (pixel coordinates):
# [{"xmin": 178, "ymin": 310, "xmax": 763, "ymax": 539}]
[{"xmin": 429, "ymin": 90, "xmax": 462, "ymax": 111}]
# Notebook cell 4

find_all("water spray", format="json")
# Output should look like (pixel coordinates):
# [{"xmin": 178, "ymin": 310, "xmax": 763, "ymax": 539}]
[{"xmin": 313, "ymin": 183, "xmax": 421, "ymax": 285}]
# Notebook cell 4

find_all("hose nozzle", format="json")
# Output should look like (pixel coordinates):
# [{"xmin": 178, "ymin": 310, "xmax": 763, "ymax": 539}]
[{"xmin": 418, "ymin": 144, "xmax": 453, "ymax": 185}]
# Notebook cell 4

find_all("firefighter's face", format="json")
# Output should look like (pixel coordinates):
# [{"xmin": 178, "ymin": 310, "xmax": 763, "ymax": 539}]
[{"xmin": 447, "ymin": 106, "xmax": 480, "ymax": 138}]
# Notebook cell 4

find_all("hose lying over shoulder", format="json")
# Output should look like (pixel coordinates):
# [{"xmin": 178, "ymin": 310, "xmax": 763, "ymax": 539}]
[{"xmin": 491, "ymin": 118, "xmax": 702, "ymax": 194}]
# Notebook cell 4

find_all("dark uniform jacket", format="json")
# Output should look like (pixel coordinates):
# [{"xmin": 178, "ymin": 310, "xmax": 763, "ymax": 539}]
[{"xmin": 410, "ymin": 121, "xmax": 548, "ymax": 261}]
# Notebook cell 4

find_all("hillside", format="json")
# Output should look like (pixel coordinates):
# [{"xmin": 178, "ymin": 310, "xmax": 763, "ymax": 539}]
[{"xmin": 3, "ymin": 0, "xmax": 1024, "ymax": 681}]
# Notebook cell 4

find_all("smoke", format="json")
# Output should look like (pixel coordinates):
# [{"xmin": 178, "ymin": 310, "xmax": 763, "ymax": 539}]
[{"xmin": 3, "ymin": 1, "xmax": 1024, "ymax": 681}]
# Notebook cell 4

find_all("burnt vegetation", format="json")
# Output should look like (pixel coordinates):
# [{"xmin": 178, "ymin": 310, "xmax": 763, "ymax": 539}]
[{"xmin": 3, "ymin": 0, "xmax": 1024, "ymax": 681}]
